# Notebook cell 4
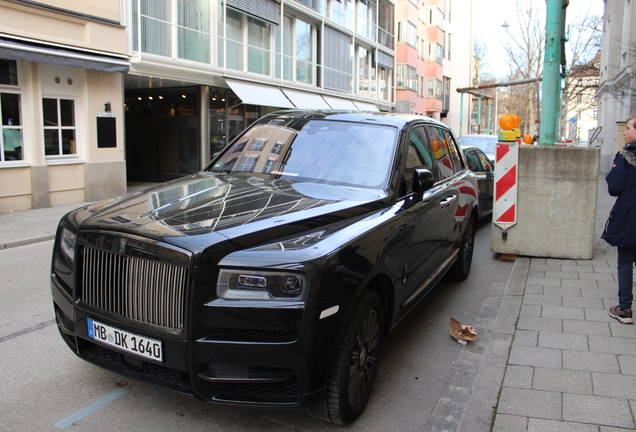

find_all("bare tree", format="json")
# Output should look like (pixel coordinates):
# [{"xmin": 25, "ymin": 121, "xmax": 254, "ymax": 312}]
[
  {"xmin": 495, "ymin": 0, "xmax": 602, "ymax": 139},
  {"xmin": 498, "ymin": 0, "xmax": 545, "ymax": 136},
  {"xmin": 560, "ymin": 12, "xmax": 602, "ymax": 139},
  {"xmin": 471, "ymin": 37, "xmax": 498, "ymax": 133}
]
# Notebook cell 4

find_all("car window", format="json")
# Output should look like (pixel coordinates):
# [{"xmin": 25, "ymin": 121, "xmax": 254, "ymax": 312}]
[
  {"xmin": 464, "ymin": 149, "xmax": 481, "ymax": 172},
  {"xmin": 476, "ymin": 150, "xmax": 494, "ymax": 171},
  {"xmin": 426, "ymin": 126, "xmax": 455, "ymax": 180},
  {"xmin": 441, "ymin": 128, "xmax": 463, "ymax": 172},
  {"xmin": 209, "ymin": 120, "xmax": 398, "ymax": 189},
  {"xmin": 402, "ymin": 127, "xmax": 436, "ymax": 194}
]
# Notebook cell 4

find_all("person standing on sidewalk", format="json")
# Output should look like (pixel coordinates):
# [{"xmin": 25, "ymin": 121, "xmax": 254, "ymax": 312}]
[{"xmin": 603, "ymin": 116, "xmax": 636, "ymax": 324}]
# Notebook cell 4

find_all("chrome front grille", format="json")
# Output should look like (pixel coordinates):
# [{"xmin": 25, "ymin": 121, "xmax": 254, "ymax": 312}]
[{"xmin": 81, "ymin": 246, "xmax": 188, "ymax": 330}]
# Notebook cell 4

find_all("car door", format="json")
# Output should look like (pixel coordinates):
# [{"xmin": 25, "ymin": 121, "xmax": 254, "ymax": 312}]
[
  {"xmin": 425, "ymin": 125, "xmax": 465, "ymax": 255},
  {"xmin": 400, "ymin": 125, "xmax": 450, "ymax": 308},
  {"xmin": 468, "ymin": 148, "xmax": 494, "ymax": 216}
]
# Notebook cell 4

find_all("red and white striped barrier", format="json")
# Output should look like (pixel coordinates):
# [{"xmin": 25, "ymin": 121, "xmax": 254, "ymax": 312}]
[{"xmin": 494, "ymin": 143, "xmax": 518, "ymax": 231}]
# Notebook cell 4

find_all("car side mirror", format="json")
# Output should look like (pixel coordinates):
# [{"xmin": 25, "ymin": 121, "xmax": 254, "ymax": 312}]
[{"xmin": 413, "ymin": 169, "xmax": 434, "ymax": 194}]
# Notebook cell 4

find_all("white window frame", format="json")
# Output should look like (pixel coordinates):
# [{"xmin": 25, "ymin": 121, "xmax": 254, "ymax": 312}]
[
  {"xmin": 398, "ymin": 21, "xmax": 418, "ymax": 48},
  {"xmin": 0, "ymin": 57, "xmax": 26, "ymax": 166},
  {"xmin": 43, "ymin": 96, "xmax": 80, "ymax": 162}
]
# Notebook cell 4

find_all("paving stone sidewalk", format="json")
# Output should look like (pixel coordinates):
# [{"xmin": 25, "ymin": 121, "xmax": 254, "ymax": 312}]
[{"xmin": 492, "ymin": 177, "xmax": 636, "ymax": 432}]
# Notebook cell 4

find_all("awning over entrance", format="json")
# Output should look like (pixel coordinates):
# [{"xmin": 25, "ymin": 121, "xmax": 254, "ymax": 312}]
[
  {"xmin": 225, "ymin": 78, "xmax": 295, "ymax": 108},
  {"xmin": 352, "ymin": 100, "xmax": 380, "ymax": 111},
  {"xmin": 0, "ymin": 34, "xmax": 129, "ymax": 73},
  {"xmin": 281, "ymin": 88, "xmax": 331, "ymax": 109},
  {"xmin": 322, "ymin": 95, "xmax": 358, "ymax": 110}
]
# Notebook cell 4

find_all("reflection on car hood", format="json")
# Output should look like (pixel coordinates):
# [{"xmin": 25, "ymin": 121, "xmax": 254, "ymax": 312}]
[{"xmin": 73, "ymin": 173, "xmax": 387, "ymax": 245}]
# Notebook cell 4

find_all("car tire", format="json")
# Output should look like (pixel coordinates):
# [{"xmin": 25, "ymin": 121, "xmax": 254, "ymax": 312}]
[
  {"xmin": 446, "ymin": 216, "xmax": 476, "ymax": 281},
  {"xmin": 309, "ymin": 290, "xmax": 383, "ymax": 424}
]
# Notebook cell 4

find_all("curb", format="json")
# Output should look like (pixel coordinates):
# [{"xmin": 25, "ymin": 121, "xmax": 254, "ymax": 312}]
[{"xmin": 0, "ymin": 234, "xmax": 56, "ymax": 250}]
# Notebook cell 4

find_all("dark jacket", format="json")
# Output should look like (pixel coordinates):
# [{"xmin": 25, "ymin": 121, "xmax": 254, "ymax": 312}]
[{"xmin": 602, "ymin": 142, "xmax": 636, "ymax": 248}]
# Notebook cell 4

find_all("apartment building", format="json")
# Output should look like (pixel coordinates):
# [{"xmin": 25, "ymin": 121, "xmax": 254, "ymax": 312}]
[
  {"xmin": 596, "ymin": 0, "xmax": 636, "ymax": 173},
  {"xmin": 394, "ymin": 0, "xmax": 472, "ymax": 135},
  {"xmin": 123, "ymin": 0, "xmax": 397, "ymax": 183},
  {"xmin": 0, "ymin": 0, "xmax": 129, "ymax": 212}
]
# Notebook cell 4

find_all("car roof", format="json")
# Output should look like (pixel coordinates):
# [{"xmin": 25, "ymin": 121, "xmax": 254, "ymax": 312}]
[
  {"xmin": 458, "ymin": 134, "xmax": 498, "ymax": 139},
  {"xmin": 265, "ymin": 109, "xmax": 449, "ymax": 129}
]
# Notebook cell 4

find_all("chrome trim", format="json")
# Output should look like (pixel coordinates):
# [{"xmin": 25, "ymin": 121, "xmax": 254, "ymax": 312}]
[
  {"xmin": 402, "ymin": 250, "xmax": 460, "ymax": 307},
  {"xmin": 81, "ymin": 246, "xmax": 188, "ymax": 330}
]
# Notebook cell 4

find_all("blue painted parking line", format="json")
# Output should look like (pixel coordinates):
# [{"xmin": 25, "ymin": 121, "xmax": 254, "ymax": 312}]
[{"xmin": 54, "ymin": 388, "xmax": 128, "ymax": 429}]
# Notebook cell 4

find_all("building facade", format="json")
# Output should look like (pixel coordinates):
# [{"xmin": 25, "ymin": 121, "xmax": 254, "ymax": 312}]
[
  {"xmin": 123, "ymin": 0, "xmax": 397, "ymax": 183},
  {"xmin": 596, "ymin": 0, "xmax": 636, "ymax": 173},
  {"xmin": 0, "ymin": 0, "xmax": 129, "ymax": 212},
  {"xmin": 394, "ymin": 0, "xmax": 472, "ymax": 135}
]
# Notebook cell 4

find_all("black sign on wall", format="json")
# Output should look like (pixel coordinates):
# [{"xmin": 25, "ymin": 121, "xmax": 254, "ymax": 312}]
[{"xmin": 97, "ymin": 113, "xmax": 116, "ymax": 148}]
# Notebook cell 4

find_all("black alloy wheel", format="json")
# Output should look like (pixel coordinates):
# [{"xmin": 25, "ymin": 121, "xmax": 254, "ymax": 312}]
[
  {"xmin": 447, "ymin": 216, "xmax": 476, "ymax": 281},
  {"xmin": 309, "ymin": 290, "xmax": 383, "ymax": 424}
]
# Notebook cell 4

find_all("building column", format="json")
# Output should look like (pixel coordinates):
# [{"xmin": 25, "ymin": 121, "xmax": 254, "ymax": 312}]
[{"xmin": 198, "ymin": 85, "xmax": 210, "ymax": 169}]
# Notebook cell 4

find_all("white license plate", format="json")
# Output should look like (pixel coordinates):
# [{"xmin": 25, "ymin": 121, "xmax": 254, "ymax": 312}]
[{"xmin": 87, "ymin": 318, "xmax": 163, "ymax": 362}]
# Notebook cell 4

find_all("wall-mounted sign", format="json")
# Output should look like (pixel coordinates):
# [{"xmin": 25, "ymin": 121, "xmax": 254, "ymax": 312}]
[{"xmin": 96, "ymin": 112, "xmax": 116, "ymax": 148}]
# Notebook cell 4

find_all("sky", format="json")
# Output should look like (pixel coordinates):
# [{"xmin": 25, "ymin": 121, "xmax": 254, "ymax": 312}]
[{"xmin": 472, "ymin": 0, "xmax": 605, "ymax": 80}]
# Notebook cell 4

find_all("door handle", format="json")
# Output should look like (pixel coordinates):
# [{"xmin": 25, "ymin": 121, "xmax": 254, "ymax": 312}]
[{"xmin": 440, "ymin": 195, "xmax": 457, "ymax": 208}]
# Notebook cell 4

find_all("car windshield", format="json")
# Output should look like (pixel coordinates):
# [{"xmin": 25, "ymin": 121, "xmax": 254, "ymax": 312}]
[
  {"xmin": 207, "ymin": 118, "xmax": 398, "ymax": 189},
  {"xmin": 458, "ymin": 135, "xmax": 497, "ymax": 154}
]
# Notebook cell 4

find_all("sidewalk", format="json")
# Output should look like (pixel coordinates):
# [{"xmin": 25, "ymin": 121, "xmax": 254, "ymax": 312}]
[
  {"xmin": 490, "ymin": 177, "xmax": 635, "ymax": 431},
  {"xmin": 0, "ymin": 178, "xmax": 631, "ymax": 430}
]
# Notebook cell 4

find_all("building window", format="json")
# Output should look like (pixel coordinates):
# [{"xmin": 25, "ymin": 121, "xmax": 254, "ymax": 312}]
[
  {"xmin": 446, "ymin": 33, "xmax": 451, "ymax": 60},
  {"xmin": 357, "ymin": 46, "xmax": 373, "ymax": 96},
  {"xmin": 429, "ymin": 7, "xmax": 444, "ymax": 29},
  {"xmin": 43, "ymin": 98, "xmax": 77, "ymax": 156},
  {"xmin": 1, "ymin": 92, "xmax": 23, "ymax": 162},
  {"xmin": 397, "ymin": 65, "xmax": 405, "ymax": 88},
  {"xmin": 378, "ymin": 65, "xmax": 392, "ymax": 101},
  {"xmin": 356, "ymin": 0, "xmax": 375, "ymax": 40},
  {"xmin": 249, "ymin": 138, "xmax": 267, "ymax": 151},
  {"xmin": 224, "ymin": 9, "xmax": 274, "ymax": 76},
  {"xmin": 0, "ymin": 58, "xmax": 18, "ymax": 86},
  {"xmin": 178, "ymin": 0, "xmax": 211, "ymax": 63},
  {"xmin": 427, "ymin": 78, "xmax": 442, "ymax": 99},
  {"xmin": 277, "ymin": 16, "xmax": 315, "ymax": 84},
  {"xmin": 428, "ymin": 42, "xmax": 444, "ymax": 64},
  {"xmin": 272, "ymin": 142, "xmax": 283, "ymax": 154},
  {"xmin": 378, "ymin": 0, "xmax": 395, "ymax": 49},
  {"xmin": 263, "ymin": 158, "xmax": 275, "ymax": 173},
  {"xmin": 237, "ymin": 155, "xmax": 258, "ymax": 172},
  {"xmin": 398, "ymin": 65, "xmax": 417, "ymax": 91},
  {"xmin": 398, "ymin": 21, "xmax": 418, "ymax": 48},
  {"xmin": 0, "ymin": 59, "xmax": 23, "ymax": 163}
]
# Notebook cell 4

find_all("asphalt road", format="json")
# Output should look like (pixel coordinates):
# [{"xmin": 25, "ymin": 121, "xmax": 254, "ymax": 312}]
[{"xmin": 0, "ymin": 220, "xmax": 514, "ymax": 432}]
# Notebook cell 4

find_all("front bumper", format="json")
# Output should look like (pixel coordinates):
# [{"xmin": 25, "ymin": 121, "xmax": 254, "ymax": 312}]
[{"xmin": 51, "ymin": 273, "xmax": 342, "ymax": 409}]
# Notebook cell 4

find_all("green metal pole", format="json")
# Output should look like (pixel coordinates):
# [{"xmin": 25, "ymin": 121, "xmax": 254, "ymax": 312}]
[
  {"xmin": 477, "ymin": 96, "xmax": 482, "ymax": 134},
  {"xmin": 459, "ymin": 93, "xmax": 464, "ymax": 135},
  {"xmin": 540, "ymin": 0, "xmax": 563, "ymax": 146},
  {"xmin": 487, "ymin": 99, "xmax": 493, "ymax": 134}
]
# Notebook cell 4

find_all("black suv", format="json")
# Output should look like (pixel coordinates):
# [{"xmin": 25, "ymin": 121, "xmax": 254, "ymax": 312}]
[{"xmin": 51, "ymin": 110, "xmax": 479, "ymax": 424}]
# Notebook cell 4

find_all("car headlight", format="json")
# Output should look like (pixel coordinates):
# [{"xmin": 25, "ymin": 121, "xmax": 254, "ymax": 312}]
[
  {"xmin": 60, "ymin": 228, "xmax": 77, "ymax": 261},
  {"xmin": 217, "ymin": 269, "xmax": 306, "ymax": 301}
]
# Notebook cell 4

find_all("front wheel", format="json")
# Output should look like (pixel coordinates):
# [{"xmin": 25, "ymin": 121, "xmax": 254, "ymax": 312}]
[
  {"xmin": 446, "ymin": 216, "xmax": 476, "ymax": 281},
  {"xmin": 309, "ymin": 290, "xmax": 383, "ymax": 424}
]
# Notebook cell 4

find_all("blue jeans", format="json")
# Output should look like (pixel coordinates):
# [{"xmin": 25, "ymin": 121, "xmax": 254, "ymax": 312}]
[{"xmin": 617, "ymin": 247, "xmax": 636, "ymax": 310}]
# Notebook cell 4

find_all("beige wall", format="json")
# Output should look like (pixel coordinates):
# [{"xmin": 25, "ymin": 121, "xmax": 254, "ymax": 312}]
[
  {"xmin": 0, "ymin": 0, "xmax": 125, "ymax": 55},
  {"xmin": 48, "ymin": 163, "xmax": 84, "ymax": 206},
  {"xmin": 86, "ymin": 69, "xmax": 125, "ymax": 163},
  {"xmin": 0, "ymin": 167, "xmax": 32, "ymax": 212},
  {"xmin": 0, "ymin": 1, "xmax": 127, "ymax": 212},
  {"xmin": 36, "ymin": 0, "xmax": 121, "ymax": 22}
]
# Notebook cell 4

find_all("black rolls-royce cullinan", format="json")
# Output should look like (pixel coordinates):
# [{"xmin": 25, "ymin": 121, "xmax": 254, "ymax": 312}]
[{"xmin": 51, "ymin": 110, "xmax": 479, "ymax": 424}]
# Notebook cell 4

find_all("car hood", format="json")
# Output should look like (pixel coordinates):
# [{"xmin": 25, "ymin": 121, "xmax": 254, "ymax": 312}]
[{"xmin": 71, "ymin": 173, "xmax": 388, "ymax": 251}]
